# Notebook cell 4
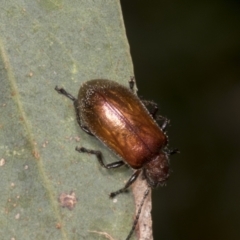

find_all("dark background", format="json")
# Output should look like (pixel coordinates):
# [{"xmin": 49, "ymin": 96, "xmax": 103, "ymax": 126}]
[{"xmin": 120, "ymin": 1, "xmax": 240, "ymax": 240}]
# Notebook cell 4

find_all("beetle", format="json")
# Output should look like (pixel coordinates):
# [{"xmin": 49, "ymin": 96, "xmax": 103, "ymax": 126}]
[{"xmin": 55, "ymin": 78, "xmax": 178, "ymax": 240}]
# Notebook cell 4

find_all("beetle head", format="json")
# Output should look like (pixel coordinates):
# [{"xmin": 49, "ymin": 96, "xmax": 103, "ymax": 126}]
[{"xmin": 143, "ymin": 152, "xmax": 170, "ymax": 188}]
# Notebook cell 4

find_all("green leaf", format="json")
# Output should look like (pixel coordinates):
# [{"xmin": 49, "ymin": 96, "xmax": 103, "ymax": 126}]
[{"xmin": 0, "ymin": 1, "xmax": 141, "ymax": 239}]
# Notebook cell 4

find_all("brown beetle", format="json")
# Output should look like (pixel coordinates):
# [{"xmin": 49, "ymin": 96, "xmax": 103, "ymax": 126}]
[{"xmin": 55, "ymin": 79, "xmax": 178, "ymax": 240}]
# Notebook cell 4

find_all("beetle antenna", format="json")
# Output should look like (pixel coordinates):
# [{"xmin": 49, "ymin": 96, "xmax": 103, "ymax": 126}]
[{"xmin": 126, "ymin": 187, "xmax": 150, "ymax": 240}]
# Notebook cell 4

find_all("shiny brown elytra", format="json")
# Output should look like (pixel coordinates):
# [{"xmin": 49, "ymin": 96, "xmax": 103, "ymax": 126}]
[{"xmin": 55, "ymin": 79, "xmax": 178, "ymax": 240}]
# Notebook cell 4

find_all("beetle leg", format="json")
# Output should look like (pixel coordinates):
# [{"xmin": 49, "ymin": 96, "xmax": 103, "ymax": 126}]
[
  {"xmin": 151, "ymin": 111, "xmax": 170, "ymax": 131},
  {"xmin": 126, "ymin": 187, "xmax": 150, "ymax": 240},
  {"xmin": 128, "ymin": 80, "xmax": 170, "ymax": 129},
  {"xmin": 55, "ymin": 86, "xmax": 76, "ymax": 101},
  {"xmin": 167, "ymin": 148, "xmax": 180, "ymax": 155},
  {"xmin": 141, "ymin": 100, "xmax": 170, "ymax": 129},
  {"xmin": 129, "ymin": 76, "xmax": 135, "ymax": 92},
  {"xmin": 141, "ymin": 100, "xmax": 159, "ymax": 119},
  {"xmin": 160, "ymin": 118, "xmax": 170, "ymax": 131},
  {"xmin": 109, "ymin": 169, "xmax": 141, "ymax": 198},
  {"xmin": 75, "ymin": 147, "xmax": 125, "ymax": 168}
]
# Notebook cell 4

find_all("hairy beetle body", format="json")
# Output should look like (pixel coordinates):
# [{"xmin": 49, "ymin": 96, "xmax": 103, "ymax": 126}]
[{"xmin": 78, "ymin": 80, "xmax": 168, "ymax": 172}]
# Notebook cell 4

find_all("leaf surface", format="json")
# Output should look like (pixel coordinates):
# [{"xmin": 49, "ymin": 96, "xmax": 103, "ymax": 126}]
[{"xmin": 0, "ymin": 1, "xmax": 136, "ymax": 239}]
